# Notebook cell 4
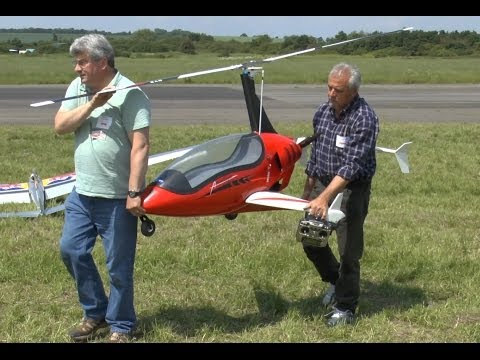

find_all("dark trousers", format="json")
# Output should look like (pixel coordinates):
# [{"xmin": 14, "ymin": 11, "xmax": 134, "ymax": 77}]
[{"xmin": 303, "ymin": 180, "xmax": 371, "ymax": 313}]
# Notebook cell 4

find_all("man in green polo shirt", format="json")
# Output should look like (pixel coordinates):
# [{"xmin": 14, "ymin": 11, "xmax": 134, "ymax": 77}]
[{"xmin": 54, "ymin": 34, "xmax": 150, "ymax": 343}]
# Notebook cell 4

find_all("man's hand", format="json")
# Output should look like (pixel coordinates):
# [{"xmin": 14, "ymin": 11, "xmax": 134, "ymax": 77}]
[
  {"xmin": 90, "ymin": 86, "xmax": 115, "ymax": 109},
  {"xmin": 307, "ymin": 193, "xmax": 330, "ymax": 220},
  {"xmin": 126, "ymin": 196, "xmax": 146, "ymax": 217}
]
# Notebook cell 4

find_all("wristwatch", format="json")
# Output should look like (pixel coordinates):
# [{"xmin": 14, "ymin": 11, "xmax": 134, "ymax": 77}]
[{"xmin": 128, "ymin": 190, "xmax": 142, "ymax": 198}]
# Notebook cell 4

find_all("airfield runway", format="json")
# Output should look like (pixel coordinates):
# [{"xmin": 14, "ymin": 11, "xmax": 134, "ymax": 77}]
[{"xmin": 0, "ymin": 84, "xmax": 479, "ymax": 125}]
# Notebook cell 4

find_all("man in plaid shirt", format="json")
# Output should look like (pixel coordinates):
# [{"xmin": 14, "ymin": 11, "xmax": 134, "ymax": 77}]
[{"xmin": 301, "ymin": 62, "xmax": 379, "ymax": 327}]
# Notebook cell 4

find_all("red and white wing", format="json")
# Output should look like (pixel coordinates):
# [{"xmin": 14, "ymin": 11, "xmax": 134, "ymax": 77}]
[
  {"xmin": 246, "ymin": 191, "xmax": 345, "ymax": 224},
  {"xmin": 245, "ymin": 191, "xmax": 309, "ymax": 211}
]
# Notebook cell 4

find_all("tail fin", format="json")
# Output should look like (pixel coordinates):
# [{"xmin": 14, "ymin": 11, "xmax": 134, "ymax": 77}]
[
  {"xmin": 28, "ymin": 170, "xmax": 46, "ymax": 214},
  {"xmin": 240, "ymin": 71, "xmax": 276, "ymax": 134},
  {"xmin": 376, "ymin": 142, "xmax": 412, "ymax": 174}
]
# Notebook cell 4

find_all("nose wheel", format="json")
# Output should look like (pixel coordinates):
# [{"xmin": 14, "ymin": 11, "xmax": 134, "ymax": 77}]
[
  {"xmin": 224, "ymin": 213, "xmax": 238, "ymax": 220},
  {"xmin": 139, "ymin": 215, "xmax": 156, "ymax": 237}
]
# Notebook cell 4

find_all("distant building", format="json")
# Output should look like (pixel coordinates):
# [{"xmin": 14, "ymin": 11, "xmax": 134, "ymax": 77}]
[{"xmin": 18, "ymin": 49, "xmax": 36, "ymax": 54}]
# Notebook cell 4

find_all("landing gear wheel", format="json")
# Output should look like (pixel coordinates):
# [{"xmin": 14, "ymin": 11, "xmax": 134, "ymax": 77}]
[
  {"xmin": 225, "ymin": 213, "xmax": 238, "ymax": 220},
  {"xmin": 140, "ymin": 215, "xmax": 156, "ymax": 236}
]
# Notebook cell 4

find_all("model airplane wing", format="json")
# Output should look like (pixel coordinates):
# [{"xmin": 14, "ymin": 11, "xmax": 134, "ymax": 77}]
[
  {"xmin": 43, "ymin": 172, "xmax": 76, "ymax": 200},
  {"xmin": 0, "ymin": 145, "xmax": 193, "ymax": 217},
  {"xmin": 0, "ymin": 181, "xmax": 31, "ymax": 204},
  {"xmin": 148, "ymin": 146, "xmax": 195, "ymax": 166},
  {"xmin": 246, "ymin": 191, "xmax": 345, "ymax": 224},
  {"xmin": 246, "ymin": 191, "xmax": 309, "ymax": 211}
]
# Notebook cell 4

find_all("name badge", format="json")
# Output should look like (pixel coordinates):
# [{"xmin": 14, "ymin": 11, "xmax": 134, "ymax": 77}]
[
  {"xmin": 96, "ymin": 116, "xmax": 112, "ymax": 130},
  {"xmin": 336, "ymin": 135, "xmax": 348, "ymax": 148},
  {"xmin": 90, "ymin": 130, "xmax": 107, "ymax": 141}
]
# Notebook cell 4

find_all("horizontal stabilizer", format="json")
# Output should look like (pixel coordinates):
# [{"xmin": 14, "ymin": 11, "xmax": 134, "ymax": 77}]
[
  {"xmin": 43, "ymin": 204, "xmax": 66, "ymax": 215},
  {"xmin": 0, "ymin": 210, "xmax": 42, "ymax": 218},
  {"xmin": 376, "ymin": 142, "xmax": 412, "ymax": 174}
]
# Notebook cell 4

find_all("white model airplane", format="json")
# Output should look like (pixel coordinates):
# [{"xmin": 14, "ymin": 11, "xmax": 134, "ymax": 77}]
[
  {"xmin": 0, "ymin": 147, "xmax": 193, "ymax": 218},
  {"xmin": 0, "ymin": 171, "xmax": 76, "ymax": 217}
]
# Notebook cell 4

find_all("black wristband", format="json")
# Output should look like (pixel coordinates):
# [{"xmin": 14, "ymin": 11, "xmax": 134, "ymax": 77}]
[{"xmin": 128, "ymin": 190, "xmax": 141, "ymax": 198}]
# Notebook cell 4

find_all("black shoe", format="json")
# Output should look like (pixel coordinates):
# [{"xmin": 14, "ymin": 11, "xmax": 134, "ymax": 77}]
[
  {"xmin": 326, "ymin": 307, "xmax": 355, "ymax": 327},
  {"xmin": 69, "ymin": 317, "xmax": 109, "ymax": 342}
]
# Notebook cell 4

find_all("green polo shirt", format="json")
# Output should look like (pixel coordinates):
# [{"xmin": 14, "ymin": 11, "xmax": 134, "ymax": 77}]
[{"xmin": 60, "ymin": 71, "xmax": 151, "ymax": 198}]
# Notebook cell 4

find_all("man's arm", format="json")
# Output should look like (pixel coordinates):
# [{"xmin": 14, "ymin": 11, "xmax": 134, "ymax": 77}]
[
  {"xmin": 126, "ymin": 127, "xmax": 150, "ymax": 215},
  {"xmin": 54, "ymin": 90, "xmax": 114, "ymax": 135}
]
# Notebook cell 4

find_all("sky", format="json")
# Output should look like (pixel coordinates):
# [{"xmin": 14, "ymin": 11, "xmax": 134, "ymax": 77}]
[{"xmin": 0, "ymin": 16, "xmax": 479, "ymax": 39}]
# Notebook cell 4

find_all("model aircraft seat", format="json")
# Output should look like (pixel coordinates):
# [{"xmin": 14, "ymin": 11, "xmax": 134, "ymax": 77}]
[
  {"xmin": 226, "ymin": 133, "xmax": 263, "ymax": 168},
  {"xmin": 158, "ymin": 169, "xmax": 192, "ymax": 193},
  {"xmin": 185, "ymin": 134, "xmax": 263, "ymax": 189}
]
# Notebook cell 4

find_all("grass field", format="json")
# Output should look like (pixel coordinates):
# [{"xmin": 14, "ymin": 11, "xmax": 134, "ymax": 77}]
[
  {"xmin": 1, "ymin": 36, "xmax": 479, "ymax": 343},
  {"xmin": 0, "ymin": 121, "xmax": 479, "ymax": 343},
  {"xmin": 3, "ymin": 53, "xmax": 480, "ymax": 85}
]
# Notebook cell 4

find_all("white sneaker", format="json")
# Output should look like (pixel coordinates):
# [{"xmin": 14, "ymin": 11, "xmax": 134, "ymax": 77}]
[
  {"xmin": 322, "ymin": 283, "xmax": 336, "ymax": 307},
  {"xmin": 326, "ymin": 307, "xmax": 355, "ymax": 327}
]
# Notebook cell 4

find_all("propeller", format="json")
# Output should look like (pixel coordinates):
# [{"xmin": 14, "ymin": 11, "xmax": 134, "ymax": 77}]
[{"xmin": 30, "ymin": 27, "xmax": 413, "ymax": 107}]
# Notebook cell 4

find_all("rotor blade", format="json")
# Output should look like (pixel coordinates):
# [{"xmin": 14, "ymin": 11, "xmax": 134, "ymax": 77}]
[
  {"xmin": 30, "ymin": 26, "xmax": 413, "ymax": 108},
  {"xmin": 261, "ymin": 27, "xmax": 413, "ymax": 62},
  {"xmin": 29, "ymin": 64, "xmax": 245, "ymax": 107},
  {"xmin": 322, "ymin": 27, "xmax": 413, "ymax": 49}
]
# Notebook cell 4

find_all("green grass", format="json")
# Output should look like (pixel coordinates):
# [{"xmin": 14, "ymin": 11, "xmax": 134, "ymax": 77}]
[
  {"xmin": 3, "ymin": 53, "xmax": 480, "ymax": 85},
  {"xmin": 1, "ymin": 121, "xmax": 479, "ymax": 342}
]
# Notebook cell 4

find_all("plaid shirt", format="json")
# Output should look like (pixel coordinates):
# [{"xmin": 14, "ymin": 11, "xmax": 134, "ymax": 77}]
[{"xmin": 305, "ymin": 95, "xmax": 379, "ymax": 183}]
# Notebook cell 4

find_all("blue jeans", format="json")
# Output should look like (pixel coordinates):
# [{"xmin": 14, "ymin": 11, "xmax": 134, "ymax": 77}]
[{"xmin": 60, "ymin": 188, "xmax": 138, "ymax": 334}]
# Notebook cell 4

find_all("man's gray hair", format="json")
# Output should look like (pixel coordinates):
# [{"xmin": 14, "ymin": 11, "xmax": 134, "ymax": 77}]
[
  {"xmin": 329, "ymin": 63, "xmax": 361, "ymax": 91},
  {"xmin": 70, "ymin": 34, "xmax": 115, "ymax": 68}
]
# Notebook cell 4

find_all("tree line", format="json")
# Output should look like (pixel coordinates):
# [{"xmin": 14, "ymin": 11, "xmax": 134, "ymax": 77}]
[{"xmin": 1, "ymin": 27, "xmax": 479, "ymax": 57}]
